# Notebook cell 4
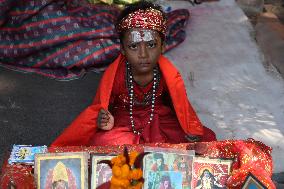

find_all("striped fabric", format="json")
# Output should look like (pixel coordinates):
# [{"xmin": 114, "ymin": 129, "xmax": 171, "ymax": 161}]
[{"xmin": 0, "ymin": 0, "xmax": 189, "ymax": 80}]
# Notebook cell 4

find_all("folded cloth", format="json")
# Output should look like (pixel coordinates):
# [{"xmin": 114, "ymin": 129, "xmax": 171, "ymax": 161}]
[{"xmin": 0, "ymin": 0, "xmax": 190, "ymax": 80}]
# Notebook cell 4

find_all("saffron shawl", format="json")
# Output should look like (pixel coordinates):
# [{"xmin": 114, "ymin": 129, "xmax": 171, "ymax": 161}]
[{"xmin": 51, "ymin": 54, "xmax": 203, "ymax": 146}]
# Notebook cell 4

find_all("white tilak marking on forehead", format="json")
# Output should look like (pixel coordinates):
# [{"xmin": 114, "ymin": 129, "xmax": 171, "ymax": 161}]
[{"xmin": 130, "ymin": 30, "xmax": 155, "ymax": 43}]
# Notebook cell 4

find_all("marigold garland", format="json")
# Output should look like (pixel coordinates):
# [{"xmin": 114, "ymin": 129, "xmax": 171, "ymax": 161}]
[{"xmin": 99, "ymin": 147, "xmax": 149, "ymax": 189}]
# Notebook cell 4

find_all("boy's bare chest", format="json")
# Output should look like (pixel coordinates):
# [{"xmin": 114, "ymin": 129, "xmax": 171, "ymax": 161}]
[{"xmin": 133, "ymin": 74, "xmax": 154, "ymax": 87}]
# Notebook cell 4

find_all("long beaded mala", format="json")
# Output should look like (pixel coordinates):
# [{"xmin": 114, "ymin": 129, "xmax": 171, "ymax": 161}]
[{"xmin": 126, "ymin": 62, "xmax": 159, "ymax": 135}]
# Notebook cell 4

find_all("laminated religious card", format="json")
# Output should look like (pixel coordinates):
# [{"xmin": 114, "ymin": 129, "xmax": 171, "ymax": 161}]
[
  {"xmin": 91, "ymin": 154, "xmax": 116, "ymax": 189},
  {"xmin": 8, "ymin": 145, "xmax": 48, "ymax": 165},
  {"xmin": 241, "ymin": 173, "xmax": 268, "ymax": 189},
  {"xmin": 34, "ymin": 152, "xmax": 89, "ymax": 189},
  {"xmin": 191, "ymin": 157, "xmax": 233, "ymax": 189},
  {"xmin": 143, "ymin": 147, "xmax": 195, "ymax": 189},
  {"xmin": 146, "ymin": 171, "xmax": 183, "ymax": 189}
]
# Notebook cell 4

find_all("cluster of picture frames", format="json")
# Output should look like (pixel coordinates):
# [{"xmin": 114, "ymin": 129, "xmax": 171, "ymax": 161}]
[{"xmin": 34, "ymin": 147, "xmax": 267, "ymax": 189}]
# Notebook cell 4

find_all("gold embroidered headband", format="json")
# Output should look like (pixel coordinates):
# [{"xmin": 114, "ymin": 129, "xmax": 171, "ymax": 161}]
[{"xmin": 117, "ymin": 8, "xmax": 167, "ymax": 36}]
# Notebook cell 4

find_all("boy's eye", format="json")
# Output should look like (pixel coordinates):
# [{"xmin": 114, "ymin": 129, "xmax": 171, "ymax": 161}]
[
  {"xmin": 128, "ymin": 43, "xmax": 138, "ymax": 49},
  {"xmin": 147, "ymin": 41, "xmax": 156, "ymax": 48}
]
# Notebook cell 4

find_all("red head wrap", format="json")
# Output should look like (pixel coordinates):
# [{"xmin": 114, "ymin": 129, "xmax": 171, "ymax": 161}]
[{"xmin": 117, "ymin": 8, "xmax": 167, "ymax": 36}]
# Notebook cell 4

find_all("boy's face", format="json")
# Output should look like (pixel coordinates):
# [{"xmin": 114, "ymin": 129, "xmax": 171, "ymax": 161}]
[{"xmin": 121, "ymin": 28, "xmax": 164, "ymax": 75}]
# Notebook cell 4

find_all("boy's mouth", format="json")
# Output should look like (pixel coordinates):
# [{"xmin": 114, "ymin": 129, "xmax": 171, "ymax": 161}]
[{"xmin": 139, "ymin": 62, "xmax": 150, "ymax": 67}]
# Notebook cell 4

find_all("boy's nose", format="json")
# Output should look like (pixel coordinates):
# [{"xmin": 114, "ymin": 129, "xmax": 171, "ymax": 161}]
[{"xmin": 138, "ymin": 43, "xmax": 148, "ymax": 58}]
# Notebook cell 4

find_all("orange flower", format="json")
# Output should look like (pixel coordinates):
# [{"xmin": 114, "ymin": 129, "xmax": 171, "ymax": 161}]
[
  {"xmin": 121, "ymin": 164, "xmax": 130, "ymax": 179},
  {"xmin": 110, "ymin": 176, "xmax": 122, "ymax": 186},
  {"xmin": 109, "ymin": 148, "xmax": 147, "ymax": 189},
  {"xmin": 111, "ymin": 154, "xmax": 126, "ymax": 167},
  {"xmin": 112, "ymin": 165, "xmax": 122, "ymax": 177},
  {"xmin": 129, "ymin": 169, "xmax": 143, "ymax": 180},
  {"xmin": 111, "ymin": 176, "xmax": 130, "ymax": 188},
  {"xmin": 121, "ymin": 179, "xmax": 131, "ymax": 188},
  {"xmin": 129, "ymin": 151, "xmax": 139, "ymax": 166}
]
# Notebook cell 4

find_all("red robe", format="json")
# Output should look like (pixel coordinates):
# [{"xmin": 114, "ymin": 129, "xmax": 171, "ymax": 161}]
[{"xmin": 51, "ymin": 54, "xmax": 216, "ymax": 147}]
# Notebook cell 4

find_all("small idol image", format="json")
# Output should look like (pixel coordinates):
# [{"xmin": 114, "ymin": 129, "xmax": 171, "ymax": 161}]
[
  {"xmin": 34, "ymin": 153, "xmax": 88, "ymax": 189},
  {"xmin": 43, "ymin": 160, "xmax": 79, "ymax": 189},
  {"xmin": 144, "ymin": 151, "xmax": 194, "ymax": 189},
  {"xmin": 172, "ymin": 155, "xmax": 192, "ymax": 189},
  {"xmin": 159, "ymin": 175, "xmax": 174, "ymax": 189},
  {"xmin": 191, "ymin": 157, "xmax": 232, "ymax": 189},
  {"xmin": 151, "ymin": 153, "xmax": 169, "ymax": 171},
  {"xmin": 146, "ymin": 171, "xmax": 182, "ymax": 189},
  {"xmin": 96, "ymin": 164, "xmax": 112, "ymax": 187},
  {"xmin": 195, "ymin": 169, "xmax": 225, "ymax": 189},
  {"xmin": 91, "ymin": 155, "xmax": 114, "ymax": 189}
]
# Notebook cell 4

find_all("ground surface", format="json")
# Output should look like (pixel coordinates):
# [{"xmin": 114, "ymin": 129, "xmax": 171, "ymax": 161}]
[
  {"xmin": 166, "ymin": 0, "xmax": 284, "ymax": 173},
  {"xmin": 0, "ymin": 69, "xmax": 102, "ymax": 160}
]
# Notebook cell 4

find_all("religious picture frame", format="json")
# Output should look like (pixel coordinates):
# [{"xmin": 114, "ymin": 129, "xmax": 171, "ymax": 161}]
[
  {"xmin": 143, "ymin": 147, "xmax": 195, "ymax": 189},
  {"xmin": 146, "ymin": 171, "xmax": 183, "ymax": 189},
  {"xmin": 90, "ymin": 154, "xmax": 116, "ymax": 189},
  {"xmin": 191, "ymin": 156, "xmax": 233, "ymax": 189},
  {"xmin": 34, "ymin": 152, "xmax": 89, "ymax": 189},
  {"xmin": 241, "ymin": 173, "xmax": 268, "ymax": 189},
  {"xmin": 8, "ymin": 145, "xmax": 48, "ymax": 165}
]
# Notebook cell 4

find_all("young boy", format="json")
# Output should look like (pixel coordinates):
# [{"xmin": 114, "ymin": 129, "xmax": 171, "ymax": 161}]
[{"xmin": 51, "ymin": 1, "xmax": 216, "ymax": 147}]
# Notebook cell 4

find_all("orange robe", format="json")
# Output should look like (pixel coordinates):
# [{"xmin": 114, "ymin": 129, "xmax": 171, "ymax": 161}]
[{"xmin": 51, "ymin": 54, "xmax": 212, "ymax": 147}]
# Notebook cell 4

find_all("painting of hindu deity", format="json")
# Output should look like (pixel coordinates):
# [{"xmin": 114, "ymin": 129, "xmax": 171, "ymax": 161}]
[
  {"xmin": 34, "ymin": 152, "xmax": 88, "ymax": 189},
  {"xmin": 146, "ymin": 171, "xmax": 183, "ymax": 189},
  {"xmin": 191, "ymin": 157, "xmax": 233, "ymax": 189},
  {"xmin": 144, "ymin": 150, "xmax": 194, "ymax": 189},
  {"xmin": 91, "ymin": 154, "xmax": 115, "ymax": 189}
]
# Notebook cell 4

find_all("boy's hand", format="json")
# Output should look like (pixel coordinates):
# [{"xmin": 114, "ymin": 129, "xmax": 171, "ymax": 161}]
[{"xmin": 97, "ymin": 109, "xmax": 114, "ymax": 130}]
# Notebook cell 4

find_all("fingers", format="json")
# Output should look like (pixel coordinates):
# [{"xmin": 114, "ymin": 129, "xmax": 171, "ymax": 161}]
[
  {"xmin": 100, "ymin": 114, "xmax": 110, "ymax": 126},
  {"xmin": 98, "ymin": 109, "xmax": 108, "ymax": 119},
  {"xmin": 99, "ymin": 109, "xmax": 110, "ymax": 119},
  {"xmin": 105, "ymin": 109, "xmax": 112, "ymax": 115},
  {"xmin": 100, "ymin": 117, "xmax": 109, "ymax": 124},
  {"xmin": 100, "ymin": 122, "xmax": 109, "ymax": 128},
  {"xmin": 101, "ymin": 112, "xmax": 110, "ymax": 120},
  {"xmin": 98, "ymin": 109, "xmax": 112, "ymax": 129}
]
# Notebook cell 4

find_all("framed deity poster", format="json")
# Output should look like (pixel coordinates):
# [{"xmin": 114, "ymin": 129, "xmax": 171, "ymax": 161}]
[
  {"xmin": 91, "ymin": 154, "xmax": 115, "ymax": 189},
  {"xmin": 146, "ymin": 171, "xmax": 183, "ymax": 189},
  {"xmin": 34, "ymin": 152, "xmax": 89, "ymax": 189},
  {"xmin": 191, "ymin": 157, "xmax": 233, "ymax": 189},
  {"xmin": 143, "ymin": 147, "xmax": 194, "ymax": 189},
  {"xmin": 241, "ymin": 173, "xmax": 268, "ymax": 189}
]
